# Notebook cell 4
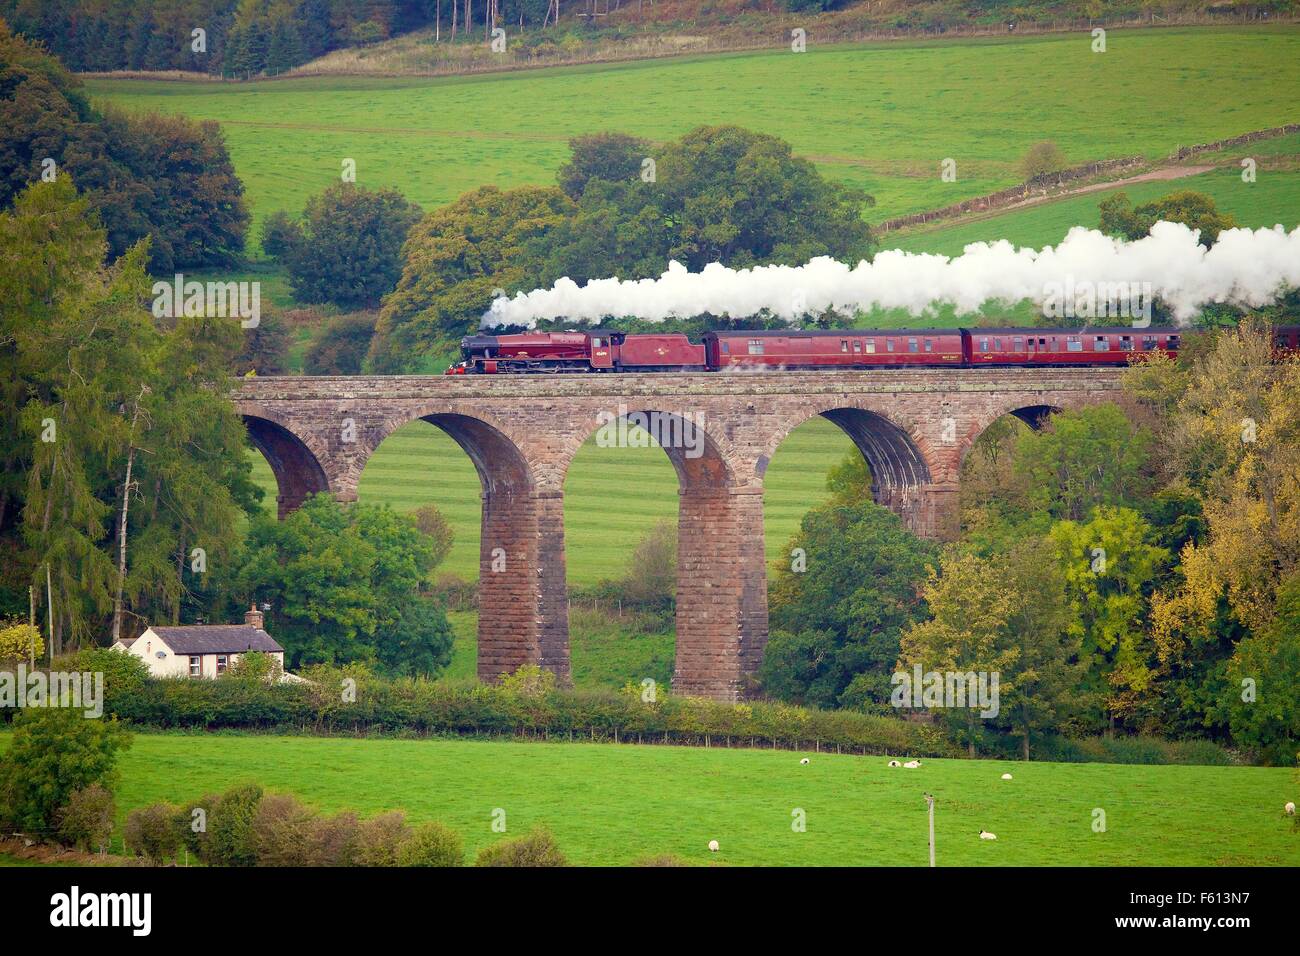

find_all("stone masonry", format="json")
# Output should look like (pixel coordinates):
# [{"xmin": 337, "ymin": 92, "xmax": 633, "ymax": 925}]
[{"xmin": 235, "ymin": 368, "xmax": 1123, "ymax": 700}]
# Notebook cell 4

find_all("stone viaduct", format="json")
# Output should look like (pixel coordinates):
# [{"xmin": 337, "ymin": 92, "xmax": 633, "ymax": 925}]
[{"xmin": 235, "ymin": 368, "xmax": 1123, "ymax": 700}]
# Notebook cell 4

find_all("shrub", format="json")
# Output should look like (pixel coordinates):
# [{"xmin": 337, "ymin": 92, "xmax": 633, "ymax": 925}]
[
  {"xmin": 311, "ymin": 811, "xmax": 362, "ymax": 866},
  {"xmin": 0, "ymin": 621, "xmax": 42, "ymax": 664},
  {"xmin": 251, "ymin": 793, "xmax": 320, "ymax": 866},
  {"xmin": 57, "ymin": 784, "xmax": 115, "ymax": 853},
  {"xmin": 631, "ymin": 853, "xmax": 687, "ymax": 866},
  {"xmin": 124, "ymin": 803, "xmax": 183, "ymax": 864},
  {"xmin": 260, "ymin": 210, "xmax": 303, "ymax": 260},
  {"xmin": 0, "ymin": 708, "xmax": 132, "ymax": 834},
  {"xmin": 475, "ymin": 826, "xmax": 567, "ymax": 867},
  {"xmin": 303, "ymin": 312, "xmax": 378, "ymax": 375},
  {"xmin": 1021, "ymin": 141, "xmax": 1069, "ymax": 180},
  {"xmin": 223, "ymin": 651, "xmax": 284, "ymax": 685},
  {"xmin": 354, "ymin": 811, "xmax": 410, "ymax": 867},
  {"xmin": 413, "ymin": 505, "xmax": 455, "ymax": 570},
  {"xmin": 395, "ymin": 821, "xmax": 463, "ymax": 867},
  {"xmin": 205, "ymin": 783, "xmax": 265, "ymax": 867}
]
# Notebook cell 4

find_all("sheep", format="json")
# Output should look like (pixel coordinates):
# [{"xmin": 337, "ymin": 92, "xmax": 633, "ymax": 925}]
[
  {"xmin": 978, "ymin": 831, "xmax": 997, "ymax": 841},
  {"xmin": 1001, "ymin": 773, "xmax": 1013, "ymax": 780},
  {"xmin": 800, "ymin": 758, "xmax": 810, "ymax": 765},
  {"xmin": 903, "ymin": 760, "xmax": 921, "ymax": 769},
  {"xmin": 1286, "ymin": 802, "xmax": 1296, "ymax": 815},
  {"xmin": 887, "ymin": 760, "xmax": 902, "ymax": 768},
  {"xmin": 708, "ymin": 840, "xmax": 719, "ymax": 852}
]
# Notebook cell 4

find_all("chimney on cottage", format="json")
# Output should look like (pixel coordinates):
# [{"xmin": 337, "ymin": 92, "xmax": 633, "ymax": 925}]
[{"xmin": 244, "ymin": 602, "xmax": 265, "ymax": 630}]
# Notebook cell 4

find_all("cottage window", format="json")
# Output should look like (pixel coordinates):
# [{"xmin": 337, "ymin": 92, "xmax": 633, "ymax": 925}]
[
  {"xmin": 216, "ymin": 655, "xmax": 229, "ymax": 675},
  {"xmin": 189, "ymin": 656, "xmax": 201, "ymax": 677}
]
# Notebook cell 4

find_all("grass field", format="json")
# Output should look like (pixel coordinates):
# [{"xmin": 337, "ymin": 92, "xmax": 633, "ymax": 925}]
[
  {"xmin": 88, "ymin": 27, "xmax": 1300, "ymax": 241},
  {"xmin": 6, "ymin": 732, "xmax": 1294, "ymax": 866},
  {"xmin": 250, "ymin": 415, "xmax": 855, "ymax": 586},
  {"xmin": 892, "ymin": 165, "xmax": 1300, "ymax": 257}
]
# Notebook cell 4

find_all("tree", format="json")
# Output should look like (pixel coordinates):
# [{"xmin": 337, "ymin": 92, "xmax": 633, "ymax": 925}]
[
  {"xmin": 1099, "ymin": 190, "xmax": 1238, "ymax": 249},
  {"xmin": 1012, "ymin": 403, "xmax": 1155, "ymax": 522},
  {"xmin": 234, "ymin": 495, "xmax": 454, "ymax": 675},
  {"xmin": 556, "ymin": 132, "xmax": 652, "ymax": 200},
  {"xmin": 234, "ymin": 309, "xmax": 291, "ymax": 375},
  {"xmin": 0, "ymin": 707, "xmax": 132, "ymax": 834},
  {"xmin": 1050, "ymin": 506, "xmax": 1169, "ymax": 730},
  {"xmin": 57, "ymin": 783, "xmax": 116, "ymax": 852},
  {"xmin": 412, "ymin": 504, "xmax": 455, "ymax": 570},
  {"xmin": 282, "ymin": 183, "xmax": 422, "ymax": 308},
  {"xmin": 303, "ymin": 312, "xmax": 378, "ymax": 375},
  {"xmin": 3, "ymin": 180, "xmax": 260, "ymax": 646},
  {"xmin": 0, "ymin": 621, "xmax": 42, "ymax": 664},
  {"xmin": 259, "ymin": 209, "xmax": 303, "ymax": 260},
  {"xmin": 1020, "ymin": 141, "xmax": 1069, "ymax": 180},
  {"xmin": 123, "ymin": 802, "xmax": 183, "ymax": 863},
  {"xmin": 762, "ymin": 496, "xmax": 937, "ymax": 710},
  {"xmin": 369, "ymin": 185, "xmax": 574, "ymax": 371}
]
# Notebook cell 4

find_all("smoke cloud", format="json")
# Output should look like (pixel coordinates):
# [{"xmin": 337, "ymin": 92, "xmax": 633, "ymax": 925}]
[{"xmin": 482, "ymin": 222, "xmax": 1300, "ymax": 328}]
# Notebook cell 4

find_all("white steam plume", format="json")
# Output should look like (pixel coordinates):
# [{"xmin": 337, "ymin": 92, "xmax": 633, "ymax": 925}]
[{"xmin": 481, "ymin": 222, "xmax": 1300, "ymax": 328}]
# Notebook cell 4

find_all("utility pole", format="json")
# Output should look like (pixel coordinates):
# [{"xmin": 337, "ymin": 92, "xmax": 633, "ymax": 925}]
[{"xmin": 924, "ymin": 793, "xmax": 935, "ymax": 867}]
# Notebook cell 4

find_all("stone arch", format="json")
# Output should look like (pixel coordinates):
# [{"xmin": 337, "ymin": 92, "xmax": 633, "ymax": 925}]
[
  {"xmin": 957, "ymin": 401, "xmax": 1066, "ymax": 470},
  {"xmin": 760, "ymin": 401, "xmax": 937, "ymax": 535},
  {"xmin": 558, "ymin": 407, "xmax": 759, "ymax": 699},
  {"xmin": 240, "ymin": 412, "xmax": 331, "ymax": 519},
  {"xmin": 364, "ymin": 404, "xmax": 564, "ymax": 685}
]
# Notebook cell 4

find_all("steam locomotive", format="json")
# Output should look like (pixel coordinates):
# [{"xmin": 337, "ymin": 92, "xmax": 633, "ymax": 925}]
[{"xmin": 444, "ymin": 326, "xmax": 1300, "ymax": 374}]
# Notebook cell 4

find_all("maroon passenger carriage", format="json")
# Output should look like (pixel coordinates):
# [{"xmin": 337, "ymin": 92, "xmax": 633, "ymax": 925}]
[{"xmin": 445, "ymin": 325, "xmax": 1299, "ymax": 373}]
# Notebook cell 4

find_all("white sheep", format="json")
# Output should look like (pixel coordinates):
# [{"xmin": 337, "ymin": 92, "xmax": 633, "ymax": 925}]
[
  {"xmin": 979, "ymin": 830, "xmax": 997, "ymax": 841},
  {"xmin": 708, "ymin": 840, "xmax": 719, "ymax": 852},
  {"xmin": 800, "ymin": 758, "xmax": 810, "ymax": 765},
  {"xmin": 903, "ymin": 760, "xmax": 921, "ymax": 769},
  {"xmin": 1001, "ymin": 773, "xmax": 1013, "ymax": 780},
  {"xmin": 1286, "ymin": 802, "xmax": 1296, "ymax": 815},
  {"xmin": 887, "ymin": 759, "xmax": 901, "ymax": 768}
]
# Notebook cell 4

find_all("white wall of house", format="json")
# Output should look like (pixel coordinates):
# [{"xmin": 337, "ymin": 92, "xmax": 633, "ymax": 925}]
[{"xmin": 121, "ymin": 628, "xmax": 285, "ymax": 679}]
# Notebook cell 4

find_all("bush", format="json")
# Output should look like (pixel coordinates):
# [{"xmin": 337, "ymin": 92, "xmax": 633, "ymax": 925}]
[
  {"xmin": 0, "ymin": 708, "xmax": 132, "ymax": 834},
  {"xmin": 251, "ymin": 793, "xmax": 320, "ymax": 866},
  {"xmin": 475, "ymin": 826, "xmax": 567, "ymax": 867},
  {"xmin": 57, "ymin": 784, "xmax": 115, "ymax": 853},
  {"xmin": 124, "ymin": 803, "xmax": 183, "ymax": 864},
  {"xmin": 354, "ymin": 811, "xmax": 410, "ymax": 867},
  {"xmin": 0, "ymin": 621, "xmax": 42, "ymax": 664},
  {"xmin": 1021, "ymin": 141, "xmax": 1069, "ymax": 181},
  {"xmin": 395, "ymin": 821, "xmax": 463, "ymax": 867},
  {"xmin": 303, "ymin": 312, "xmax": 378, "ymax": 375},
  {"xmin": 631, "ymin": 853, "xmax": 688, "ymax": 866},
  {"xmin": 283, "ymin": 183, "xmax": 422, "ymax": 308},
  {"xmin": 431, "ymin": 573, "xmax": 477, "ymax": 612},
  {"xmin": 260, "ymin": 210, "xmax": 303, "ymax": 260},
  {"xmin": 204, "ymin": 783, "xmax": 265, "ymax": 867}
]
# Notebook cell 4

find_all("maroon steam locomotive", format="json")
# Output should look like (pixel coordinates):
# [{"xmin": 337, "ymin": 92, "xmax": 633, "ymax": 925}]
[{"xmin": 444, "ymin": 326, "xmax": 1300, "ymax": 374}]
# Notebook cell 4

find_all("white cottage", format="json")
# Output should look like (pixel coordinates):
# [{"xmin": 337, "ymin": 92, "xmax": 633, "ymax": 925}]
[{"xmin": 116, "ymin": 605, "xmax": 285, "ymax": 678}]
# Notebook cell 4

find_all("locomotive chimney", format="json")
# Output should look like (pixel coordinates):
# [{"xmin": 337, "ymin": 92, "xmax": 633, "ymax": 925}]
[{"xmin": 244, "ymin": 602, "xmax": 264, "ymax": 630}]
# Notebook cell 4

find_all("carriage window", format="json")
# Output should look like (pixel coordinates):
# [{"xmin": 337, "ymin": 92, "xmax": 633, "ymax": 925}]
[
  {"xmin": 994, "ymin": 338, "xmax": 1003, "ymax": 351},
  {"xmin": 840, "ymin": 340, "xmax": 849, "ymax": 352},
  {"xmin": 1013, "ymin": 337, "xmax": 1023, "ymax": 351},
  {"xmin": 979, "ymin": 338, "xmax": 990, "ymax": 352},
  {"xmin": 908, "ymin": 337, "xmax": 919, "ymax": 353},
  {"xmin": 1066, "ymin": 336, "xmax": 1082, "ymax": 352},
  {"xmin": 1094, "ymin": 336, "xmax": 1108, "ymax": 351},
  {"xmin": 1168, "ymin": 335, "xmax": 1180, "ymax": 349},
  {"xmin": 853, "ymin": 340, "xmax": 862, "ymax": 353},
  {"xmin": 747, "ymin": 339, "xmax": 764, "ymax": 355},
  {"xmin": 886, "ymin": 339, "xmax": 895, "ymax": 352},
  {"xmin": 1141, "ymin": 335, "xmax": 1157, "ymax": 349},
  {"xmin": 864, "ymin": 339, "xmax": 876, "ymax": 353},
  {"xmin": 1119, "ymin": 336, "xmax": 1134, "ymax": 351},
  {"xmin": 721, "ymin": 341, "xmax": 729, "ymax": 354},
  {"xmin": 924, "ymin": 338, "xmax": 934, "ymax": 352},
  {"xmin": 591, "ymin": 338, "xmax": 602, "ymax": 348}
]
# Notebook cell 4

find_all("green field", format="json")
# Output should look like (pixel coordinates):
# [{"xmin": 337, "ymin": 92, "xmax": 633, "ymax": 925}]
[
  {"xmin": 250, "ymin": 415, "xmax": 855, "ymax": 586},
  {"xmin": 7, "ymin": 732, "xmax": 1294, "ymax": 866},
  {"xmin": 88, "ymin": 27, "xmax": 1300, "ymax": 240},
  {"xmin": 893, "ymin": 164, "xmax": 1300, "ymax": 257}
]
